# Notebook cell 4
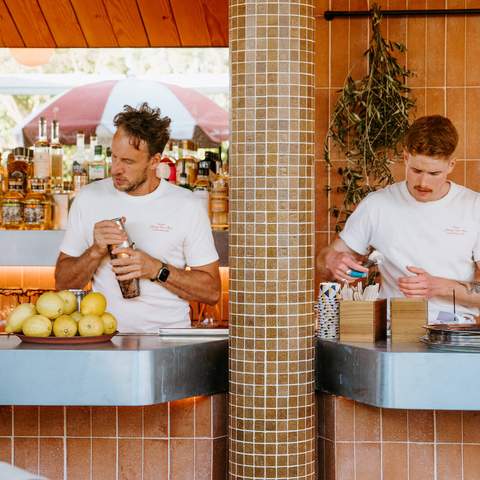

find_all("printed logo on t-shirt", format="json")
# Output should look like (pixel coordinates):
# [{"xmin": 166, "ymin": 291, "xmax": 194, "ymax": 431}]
[
  {"xmin": 445, "ymin": 226, "xmax": 467, "ymax": 236},
  {"xmin": 150, "ymin": 223, "xmax": 172, "ymax": 232}
]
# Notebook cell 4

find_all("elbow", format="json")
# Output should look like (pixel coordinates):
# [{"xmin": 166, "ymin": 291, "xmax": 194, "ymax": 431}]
[{"xmin": 206, "ymin": 282, "xmax": 222, "ymax": 306}]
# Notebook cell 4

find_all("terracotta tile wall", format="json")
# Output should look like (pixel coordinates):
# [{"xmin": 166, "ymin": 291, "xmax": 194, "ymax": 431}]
[
  {"xmin": 314, "ymin": 0, "xmax": 480, "ymax": 287},
  {"xmin": 229, "ymin": 0, "xmax": 316, "ymax": 478},
  {"xmin": 0, "ymin": 394, "xmax": 227, "ymax": 480},
  {"xmin": 316, "ymin": 392, "xmax": 480, "ymax": 480}
]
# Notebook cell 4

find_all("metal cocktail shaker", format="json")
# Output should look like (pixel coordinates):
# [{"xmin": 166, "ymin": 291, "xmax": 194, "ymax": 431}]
[{"xmin": 108, "ymin": 217, "xmax": 140, "ymax": 299}]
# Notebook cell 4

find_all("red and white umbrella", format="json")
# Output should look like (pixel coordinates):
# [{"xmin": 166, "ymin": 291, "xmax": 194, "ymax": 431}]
[{"xmin": 17, "ymin": 78, "xmax": 229, "ymax": 147}]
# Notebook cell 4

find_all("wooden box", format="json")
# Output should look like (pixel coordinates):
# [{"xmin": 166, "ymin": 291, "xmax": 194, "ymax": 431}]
[
  {"xmin": 390, "ymin": 298, "xmax": 428, "ymax": 342},
  {"xmin": 340, "ymin": 299, "xmax": 387, "ymax": 342}
]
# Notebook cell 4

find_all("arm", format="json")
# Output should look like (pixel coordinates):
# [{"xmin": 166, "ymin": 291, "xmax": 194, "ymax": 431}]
[
  {"xmin": 317, "ymin": 237, "xmax": 369, "ymax": 283},
  {"xmin": 398, "ymin": 263, "xmax": 480, "ymax": 307},
  {"xmin": 55, "ymin": 219, "xmax": 129, "ymax": 290},
  {"xmin": 110, "ymin": 247, "xmax": 221, "ymax": 305}
]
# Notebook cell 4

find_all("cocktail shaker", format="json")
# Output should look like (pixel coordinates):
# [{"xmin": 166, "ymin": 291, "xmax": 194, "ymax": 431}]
[{"xmin": 108, "ymin": 217, "xmax": 140, "ymax": 299}]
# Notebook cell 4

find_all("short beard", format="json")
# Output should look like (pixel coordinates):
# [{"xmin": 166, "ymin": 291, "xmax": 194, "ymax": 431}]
[{"xmin": 116, "ymin": 172, "xmax": 148, "ymax": 193}]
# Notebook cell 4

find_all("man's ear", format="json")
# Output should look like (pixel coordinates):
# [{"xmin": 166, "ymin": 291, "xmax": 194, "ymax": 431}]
[
  {"xmin": 402, "ymin": 149, "xmax": 408, "ymax": 164},
  {"xmin": 447, "ymin": 157, "xmax": 457, "ymax": 174},
  {"xmin": 150, "ymin": 152, "xmax": 162, "ymax": 170}
]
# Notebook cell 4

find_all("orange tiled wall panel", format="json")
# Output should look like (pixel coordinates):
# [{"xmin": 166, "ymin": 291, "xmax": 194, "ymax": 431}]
[
  {"xmin": 314, "ymin": 1, "xmax": 480, "ymax": 288},
  {"xmin": 317, "ymin": 392, "xmax": 480, "ymax": 480},
  {"xmin": 0, "ymin": 394, "xmax": 227, "ymax": 480}
]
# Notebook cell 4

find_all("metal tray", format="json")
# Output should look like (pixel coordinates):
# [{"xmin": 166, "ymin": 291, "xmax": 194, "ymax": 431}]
[{"xmin": 14, "ymin": 332, "xmax": 117, "ymax": 344}]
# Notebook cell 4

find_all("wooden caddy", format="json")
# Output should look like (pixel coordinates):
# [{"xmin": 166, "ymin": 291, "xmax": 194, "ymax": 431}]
[{"xmin": 339, "ymin": 299, "xmax": 387, "ymax": 342}]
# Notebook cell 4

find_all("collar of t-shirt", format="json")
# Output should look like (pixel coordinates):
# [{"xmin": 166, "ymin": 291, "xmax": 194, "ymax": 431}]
[
  {"xmin": 112, "ymin": 177, "xmax": 168, "ymax": 203},
  {"xmin": 400, "ymin": 180, "xmax": 459, "ymax": 207}
]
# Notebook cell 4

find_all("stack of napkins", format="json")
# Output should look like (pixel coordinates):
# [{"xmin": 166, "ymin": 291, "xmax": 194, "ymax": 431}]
[{"xmin": 340, "ymin": 282, "xmax": 380, "ymax": 301}]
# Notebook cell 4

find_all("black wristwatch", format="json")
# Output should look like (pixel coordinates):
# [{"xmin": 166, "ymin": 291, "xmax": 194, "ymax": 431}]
[{"xmin": 151, "ymin": 262, "xmax": 170, "ymax": 283}]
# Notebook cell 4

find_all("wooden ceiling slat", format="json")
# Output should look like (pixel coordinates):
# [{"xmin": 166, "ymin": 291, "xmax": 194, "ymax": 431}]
[
  {"xmin": 4, "ymin": 0, "xmax": 55, "ymax": 47},
  {"xmin": 38, "ymin": 0, "xmax": 87, "ymax": 47},
  {"xmin": 201, "ymin": 0, "xmax": 228, "ymax": 47},
  {"xmin": 0, "ymin": 0, "xmax": 24, "ymax": 47},
  {"xmin": 70, "ymin": 0, "xmax": 118, "ymax": 47},
  {"xmin": 169, "ymin": 0, "xmax": 212, "ymax": 46},
  {"xmin": 102, "ymin": 0, "xmax": 149, "ymax": 47},
  {"xmin": 136, "ymin": 0, "xmax": 180, "ymax": 47}
]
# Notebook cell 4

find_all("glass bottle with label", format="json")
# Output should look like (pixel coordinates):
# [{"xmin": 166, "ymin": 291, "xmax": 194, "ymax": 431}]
[
  {"xmin": 23, "ymin": 179, "xmax": 48, "ymax": 230},
  {"xmin": 105, "ymin": 147, "xmax": 112, "ymax": 177},
  {"xmin": 33, "ymin": 117, "xmax": 51, "ymax": 179},
  {"xmin": 7, "ymin": 147, "xmax": 32, "ymax": 193},
  {"xmin": 88, "ymin": 145, "xmax": 106, "ymax": 182},
  {"xmin": 71, "ymin": 133, "xmax": 88, "ymax": 193},
  {"xmin": 193, "ymin": 159, "xmax": 211, "ymax": 217},
  {"xmin": 1, "ymin": 178, "xmax": 24, "ymax": 229},
  {"xmin": 50, "ymin": 120, "xmax": 63, "ymax": 179}
]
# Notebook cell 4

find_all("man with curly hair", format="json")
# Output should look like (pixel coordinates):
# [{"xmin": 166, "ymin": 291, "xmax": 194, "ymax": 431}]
[{"xmin": 55, "ymin": 103, "xmax": 220, "ymax": 332}]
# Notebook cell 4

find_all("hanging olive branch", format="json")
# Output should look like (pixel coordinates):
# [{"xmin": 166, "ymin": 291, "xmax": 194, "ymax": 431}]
[{"xmin": 324, "ymin": 4, "xmax": 415, "ymax": 232}]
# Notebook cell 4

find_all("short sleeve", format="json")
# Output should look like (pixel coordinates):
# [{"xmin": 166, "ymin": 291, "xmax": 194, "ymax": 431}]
[
  {"xmin": 339, "ymin": 194, "xmax": 375, "ymax": 255},
  {"xmin": 59, "ymin": 195, "xmax": 90, "ymax": 257},
  {"xmin": 184, "ymin": 200, "xmax": 219, "ymax": 267}
]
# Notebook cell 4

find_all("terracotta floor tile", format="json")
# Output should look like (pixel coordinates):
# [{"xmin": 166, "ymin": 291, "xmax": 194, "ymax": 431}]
[
  {"xmin": 324, "ymin": 395, "xmax": 335, "ymax": 442},
  {"xmin": 437, "ymin": 444, "xmax": 462, "ymax": 480},
  {"xmin": 66, "ymin": 407, "xmax": 91, "ymax": 437},
  {"xmin": 382, "ymin": 409, "xmax": 407, "ymax": 441},
  {"xmin": 195, "ymin": 396, "xmax": 212, "ymax": 438},
  {"xmin": 383, "ymin": 442, "xmax": 408, "ymax": 480},
  {"xmin": 118, "ymin": 438, "xmax": 142, "ymax": 480},
  {"xmin": 317, "ymin": 438, "xmax": 325, "ymax": 480},
  {"xmin": 39, "ymin": 438, "xmax": 64, "ymax": 480},
  {"xmin": 355, "ymin": 403, "xmax": 380, "ymax": 442},
  {"xmin": 92, "ymin": 438, "xmax": 116, "ymax": 480},
  {"xmin": 13, "ymin": 406, "xmax": 38, "ymax": 436},
  {"xmin": 171, "ymin": 439, "xmax": 195, "ymax": 480},
  {"xmin": 0, "ymin": 406, "xmax": 12, "ymax": 436},
  {"xmin": 91, "ymin": 407, "xmax": 117, "ymax": 437},
  {"xmin": 39, "ymin": 406, "xmax": 64, "ymax": 437},
  {"xmin": 324, "ymin": 440, "xmax": 335, "ymax": 480},
  {"xmin": 409, "ymin": 443, "xmax": 434, "ymax": 480},
  {"xmin": 336, "ymin": 442, "xmax": 354, "ymax": 480},
  {"xmin": 464, "ymin": 444, "xmax": 480, "ymax": 480},
  {"xmin": 67, "ymin": 438, "xmax": 91, "ymax": 480},
  {"xmin": 355, "ymin": 443, "xmax": 381, "ymax": 480},
  {"xmin": 436, "ymin": 411, "xmax": 462, "ymax": 443},
  {"xmin": 118, "ymin": 407, "xmax": 143, "ymax": 438},
  {"xmin": 212, "ymin": 437, "xmax": 228, "ymax": 480},
  {"xmin": 408, "ymin": 410, "xmax": 434, "ymax": 442},
  {"xmin": 212, "ymin": 394, "xmax": 227, "ymax": 438},
  {"xmin": 195, "ymin": 439, "xmax": 212, "ymax": 479},
  {"xmin": 14, "ymin": 437, "xmax": 38, "ymax": 476},
  {"xmin": 170, "ymin": 398, "xmax": 195, "ymax": 438},
  {"xmin": 143, "ymin": 439, "xmax": 168, "ymax": 480},
  {"xmin": 335, "ymin": 397, "xmax": 354, "ymax": 441},
  {"xmin": 0, "ymin": 438, "xmax": 12, "ymax": 464},
  {"xmin": 144, "ymin": 403, "xmax": 168, "ymax": 438}
]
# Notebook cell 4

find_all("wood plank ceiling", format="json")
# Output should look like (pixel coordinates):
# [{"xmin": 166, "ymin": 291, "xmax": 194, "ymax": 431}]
[{"xmin": 0, "ymin": 0, "xmax": 228, "ymax": 47}]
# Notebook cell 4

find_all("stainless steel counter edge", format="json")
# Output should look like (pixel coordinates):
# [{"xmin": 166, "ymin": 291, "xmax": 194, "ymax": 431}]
[
  {"xmin": 316, "ymin": 338, "xmax": 480, "ymax": 410},
  {"xmin": 0, "ymin": 230, "xmax": 228, "ymax": 266},
  {"xmin": 0, "ymin": 335, "xmax": 228, "ymax": 406}
]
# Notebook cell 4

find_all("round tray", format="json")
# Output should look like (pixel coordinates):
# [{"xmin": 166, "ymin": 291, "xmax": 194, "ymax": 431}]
[{"xmin": 14, "ymin": 332, "xmax": 118, "ymax": 344}]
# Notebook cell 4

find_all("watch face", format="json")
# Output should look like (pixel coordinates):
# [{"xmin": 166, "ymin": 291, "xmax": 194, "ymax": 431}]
[{"xmin": 158, "ymin": 267, "xmax": 170, "ymax": 282}]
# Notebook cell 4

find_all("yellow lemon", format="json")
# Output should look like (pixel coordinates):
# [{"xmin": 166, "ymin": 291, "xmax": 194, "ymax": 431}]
[
  {"xmin": 57, "ymin": 290, "xmax": 78, "ymax": 315},
  {"xmin": 70, "ymin": 311, "xmax": 83, "ymax": 323},
  {"xmin": 78, "ymin": 314, "xmax": 104, "ymax": 337},
  {"xmin": 53, "ymin": 315, "xmax": 78, "ymax": 337},
  {"xmin": 22, "ymin": 315, "xmax": 52, "ymax": 337},
  {"xmin": 6, "ymin": 303, "xmax": 36, "ymax": 333},
  {"xmin": 101, "ymin": 312, "xmax": 117, "ymax": 335},
  {"xmin": 36, "ymin": 292, "xmax": 64, "ymax": 320},
  {"xmin": 80, "ymin": 292, "xmax": 107, "ymax": 316}
]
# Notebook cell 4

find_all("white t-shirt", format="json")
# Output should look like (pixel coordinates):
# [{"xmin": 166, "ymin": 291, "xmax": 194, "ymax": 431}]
[
  {"xmin": 340, "ymin": 181, "xmax": 480, "ymax": 323},
  {"xmin": 60, "ymin": 178, "xmax": 219, "ymax": 332}
]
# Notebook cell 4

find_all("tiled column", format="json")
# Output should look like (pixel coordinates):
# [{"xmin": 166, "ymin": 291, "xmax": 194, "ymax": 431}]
[{"xmin": 229, "ymin": 1, "xmax": 316, "ymax": 479}]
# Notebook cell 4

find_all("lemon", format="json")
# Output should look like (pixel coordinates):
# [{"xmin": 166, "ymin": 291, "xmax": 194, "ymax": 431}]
[
  {"xmin": 36, "ymin": 292, "xmax": 64, "ymax": 320},
  {"xmin": 70, "ymin": 311, "xmax": 83, "ymax": 323},
  {"xmin": 53, "ymin": 314, "xmax": 78, "ymax": 337},
  {"xmin": 101, "ymin": 312, "xmax": 117, "ymax": 335},
  {"xmin": 80, "ymin": 292, "xmax": 107, "ymax": 316},
  {"xmin": 57, "ymin": 290, "xmax": 78, "ymax": 315},
  {"xmin": 22, "ymin": 315, "xmax": 52, "ymax": 337},
  {"xmin": 78, "ymin": 314, "xmax": 104, "ymax": 337},
  {"xmin": 5, "ymin": 303, "xmax": 37, "ymax": 333}
]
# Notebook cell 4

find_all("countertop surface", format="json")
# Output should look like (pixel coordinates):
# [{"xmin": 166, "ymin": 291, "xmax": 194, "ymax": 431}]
[
  {"xmin": 0, "ymin": 333, "xmax": 228, "ymax": 406},
  {"xmin": 316, "ymin": 337, "xmax": 480, "ymax": 410}
]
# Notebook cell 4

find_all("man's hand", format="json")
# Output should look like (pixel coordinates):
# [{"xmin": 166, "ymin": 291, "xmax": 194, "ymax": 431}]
[
  {"xmin": 92, "ymin": 219, "xmax": 128, "ymax": 258},
  {"xmin": 325, "ymin": 249, "xmax": 368, "ymax": 283},
  {"xmin": 110, "ymin": 247, "xmax": 161, "ymax": 281},
  {"xmin": 398, "ymin": 266, "xmax": 450, "ymax": 298}
]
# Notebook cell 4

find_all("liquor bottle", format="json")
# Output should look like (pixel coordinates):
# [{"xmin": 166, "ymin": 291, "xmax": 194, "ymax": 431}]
[
  {"xmin": 193, "ymin": 159, "xmax": 211, "ymax": 217},
  {"xmin": 33, "ymin": 117, "xmax": 51, "ymax": 179},
  {"xmin": 105, "ymin": 147, "xmax": 112, "ymax": 177},
  {"xmin": 178, "ymin": 161, "xmax": 192, "ymax": 190},
  {"xmin": 23, "ymin": 178, "xmax": 50, "ymax": 230},
  {"xmin": 1, "ymin": 178, "xmax": 24, "ymax": 229},
  {"xmin": 179, "ymin": 140, "xmax": 198, "ymax": 187},
  {"xmin": 50, "ymin": 120, "xmax": 63, "ymax": 179},
  {"xmin": 88, "ymin": 145, "xmax": 106, "ymax": 182},
  {"xmin": 84, "ymin": 134, "xmax": 97, "ymax": 172},
  {"xmin": 210, "ymin": 169, "xmax": 229, "ymax": 231},
  {"xmin": 71, "ymin": 133, "xmax": 88, "ymax": 192},
  {"xmin": 0, "ymin": 152, "xmax": 8, "ymax": 194}
]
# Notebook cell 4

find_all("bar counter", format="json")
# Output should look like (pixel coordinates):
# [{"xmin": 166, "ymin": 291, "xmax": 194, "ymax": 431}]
[
  {"xmin": 316, "ymin": 337, "xmax": 480, "ymax": 410},
  {"xmin": 0, "ymin": 333, "xmax": 228, "ymax": 405}
]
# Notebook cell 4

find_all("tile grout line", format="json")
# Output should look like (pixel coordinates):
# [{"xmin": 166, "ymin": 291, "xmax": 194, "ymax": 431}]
[
  {"xmin": 11, "ymin": 406, "xmax": 14, "ymax": 466},
  {"xmin": 116, "ymin": 406, "xmax": 119, "ymax": 480},
  {"xmin": 433, "ymin": 410, "xmax": 437, "ymax": 480},
  {"xmin": 90, "ymin": 407, "xmax": 93, "ymax": 480},
  {"xmin": 141, "ymin": 406, "xmax": 144, "ymax": 480},
  {"xmin": 63, "ymin": 406, "xmax": 67, "ymax": 480},
  {"xmin": 37, "ymin": 406, "xmax": 40, "ymax": 476}
]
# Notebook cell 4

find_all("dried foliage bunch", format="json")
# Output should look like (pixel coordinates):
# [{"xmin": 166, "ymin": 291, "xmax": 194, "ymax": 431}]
[{"xmin": 324, "ymin": 4, "xmax": 415, "ymax": 232}]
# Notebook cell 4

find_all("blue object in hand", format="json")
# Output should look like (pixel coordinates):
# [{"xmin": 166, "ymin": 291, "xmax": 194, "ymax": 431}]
[{"xmin": 349, "ymin": 270, "xmax": 368, "ymax": 278}]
